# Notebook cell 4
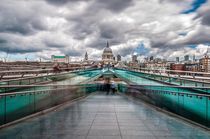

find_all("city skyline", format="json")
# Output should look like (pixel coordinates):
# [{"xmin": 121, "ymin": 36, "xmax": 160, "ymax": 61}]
[{"xmin": 0, "ymin": 0, "xmax": 210, "ymax": 61}]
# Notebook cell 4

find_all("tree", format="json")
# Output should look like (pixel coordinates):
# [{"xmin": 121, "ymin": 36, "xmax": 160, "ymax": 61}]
[{"xmin": 3, "ymin": 49, "xmax": 10, "ymax": 62}]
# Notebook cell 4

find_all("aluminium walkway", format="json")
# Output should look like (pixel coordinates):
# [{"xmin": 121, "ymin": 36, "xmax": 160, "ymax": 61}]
[{"xmin": 0, "ymin": 92, "xmax": 210, "ymax": 139}]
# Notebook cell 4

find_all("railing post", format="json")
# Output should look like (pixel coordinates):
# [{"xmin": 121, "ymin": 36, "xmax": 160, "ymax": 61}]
[
  {"xmin": 4, "ymin": 95, "xmax": 6, "ymax": 124},
  {"xmin": 206, "ymin": 97, "xmax": 208, "ymax": 127},
  {"xmin": 33, "ymin": 87, "xmax": 36, "ymax": 113}
]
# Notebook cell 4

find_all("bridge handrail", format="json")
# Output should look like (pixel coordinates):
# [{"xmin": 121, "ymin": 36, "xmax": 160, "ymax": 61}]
[
  {"xmin": 0, "ymin": 83, "xmax": 98, "ymax": 127},
  {"xmin": 1, "ymin": 83, "xmax": 210, "ymax": 97},
  {"xmin": 115, "ymin": 68, "xmax": 210, "ymax": 85},
  {"xmin": 118, "ymin": 83, "xmax": 210, "ymax": 128},
  {"xmin": 0, "ymin": 67, "xmax": 100, "ymax": 82},
  {"xmin": 0, "ymin": 84, "xmax": 96, "ymax": 96},
  {"xmin": 130, "ymin": 67, "xmax": 210, "ymax": 75},
  {"xmin": 0, "ymin": 69, "xmax": 79, "ymax": 82},
  {"xmin": 0, "ymin": 67, "xmax": 100, "ymax": 74},
  {"xmin": 0, "ymin": 83, "xmax": 210, "ymax": 91},
  {"xmin": 127, "ymin": 84, "xmax": 210, "ymax": 97},
  {"xmin": 0, "ymin": 67, "xmax": 82, "ymax": 74}
]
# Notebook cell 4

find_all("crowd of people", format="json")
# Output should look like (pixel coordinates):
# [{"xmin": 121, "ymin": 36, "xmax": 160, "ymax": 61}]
[{"xmin": 105, "ymin": 80, "xmax": 117, "ymax": 95}]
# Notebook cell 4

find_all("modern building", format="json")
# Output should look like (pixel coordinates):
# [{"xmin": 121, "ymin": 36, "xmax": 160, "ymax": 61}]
[
  {"xmin": 149, "ymin": 56, "xmax": 154, "ymax": 61},
  {"xmin": 185, "ymin": 63, "xmax": 200, "ymax": 72},
  {"xmin": 84, "ymin": 52, "xmax": 88, "ymax": 61},
  {"xmin": 51, "ymin": 55, "xmax": 69, "ymax": 63},
  {"xmin": 184, "ymin": 55, "xmax": 190, "ymax": 61},
  {"xmin": 117, "ymin": 54, "xmax": 121, "ymax": 62},
  {"xmin": 193, "ymin": 55, "xmax": 196, "ymax": 62},
  {"xmin": 102, "ymin": 42, "xmax": 114, "ymax": 64},
  {"xmin": 170, "ymin": 64, "xmax": 185, "ymax": 71},
  {"xmin": 143, "ymin": 58, "xmax": 169, "ymax": 70},
  {"xmin": 176, "ymin": 57, "xmax": 179, "ymax": 63},
  {"xmin": 132, "ymin": 55, "xmax": 138, "ymax": 63},
  {"xmin": 199, "ymin": 48, "xmax": 210, "ymax": 72}
]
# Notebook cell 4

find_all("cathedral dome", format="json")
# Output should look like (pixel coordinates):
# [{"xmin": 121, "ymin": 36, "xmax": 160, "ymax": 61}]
[
  {"xmin": 103, "ymin": 47, "xmax": 113, "ymax": 53},
  {"xmin": 102, "ymin": 41, "xmax": 114, "ymax": 64}
]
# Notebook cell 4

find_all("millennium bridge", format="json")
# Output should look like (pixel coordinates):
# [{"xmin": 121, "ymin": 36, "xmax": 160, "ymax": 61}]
[{"xmin": 0, "ymin": 67, "xmax": 210, "ymax": 139}]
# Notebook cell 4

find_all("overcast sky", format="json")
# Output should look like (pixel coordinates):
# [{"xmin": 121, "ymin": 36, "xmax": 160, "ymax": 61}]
[{"xmin": 0, "ymin": 0, "xmax": 210, "ymax": 61}]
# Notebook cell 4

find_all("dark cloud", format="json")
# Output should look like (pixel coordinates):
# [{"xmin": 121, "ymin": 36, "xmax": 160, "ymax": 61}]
[
  {"xmin": 70, "ymin": 23, "xmax": 95, "ymax": 40},
  {"xmin": 0, "ymin": 43, "xmax": 41, "ymax": 54},
  {"xmin": 0, "ymin": 21, "xmax": 46, "ymax": 35},
  {"xmin": 182, "ymin": 30, "xmax": 210, "ymax": 45},
  {"xmin": 46, "ymin": 0, "xmax": 71, "ymax": 5},
  {"xmin": 99, "ymin": 23, "xmax": 121, "ymax": 39},
  {"xmin": 0, "ymin": 3, "xmax": 47, "ymax": 35},
  {"xmin": 159, "ymin": 0, "xmax": 194, "ymax": 4},
  {"xmin": 0, "ymin": 18, "xmax": 37, "ymax": 35},
  {"xmin": 64, "ymin": 0, "xmax": 134, "ymax": 51},
  {"xmin": 99, "ymin": 22, "xmax": 124, "ymax": 39},
  {"xmin": 46, "ymin": 0, "xmax": 134, "ymax": 12},
  {"xmin": 193, "ymin": 1, "xmax": 210, "ymax": 26},
  {"xmin": 149, "ymin": 26, "xmax": 210, "ymax": 51},
  {"xmin": 46, "ymin": 0, "xmax": 86, "ymax": 6},
  {"xmin": 87, "ymin": 40, "xmax": 108, "ymax": 49},
  {"xmin": 150, "ymin": 40, "xmax": 167, "ymax": 48},
  {"xmin": 118, "ymin": 47, "xmax": 134, "ymax": 57},
  {"xmin": 45, "ymin": 42, "xmax": 66, "ymax": 48},
  {"xmin": 197, "ymin": 9, "xmax": 210, "ymax": 26},
  {"xmin": 0, "ymin": 0, "xmax": 209, "ymax": 60},
  {"xmin": 201, "ymin": 12, "xmax": 210, "ymax": 26},
  {"xmin": 0, "ymin": 38, "xmax": 7, "ymax": 44},
  {"xmin": 65, "ymin": 50, "xmax": 82, "ymax": 57},
  {"xmin": 94, "ymin": 0, "xmax": 134, "ymax": 12}
]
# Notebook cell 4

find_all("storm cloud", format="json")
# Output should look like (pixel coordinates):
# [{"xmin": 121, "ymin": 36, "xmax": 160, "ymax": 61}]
[{"xmin": 0, "ymin": 0, "xmax": 209, "ymax": 61}]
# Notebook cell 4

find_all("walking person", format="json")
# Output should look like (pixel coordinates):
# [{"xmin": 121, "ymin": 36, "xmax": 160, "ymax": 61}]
[
  {"xmin": 111, "ymin": 81, "xmax": 116, "ymax": 95},
  {"xmin": 105, "ymin": 79, "xmax": 111, "ymax": 95},
  {"xmin": 53, "ymin": 63, "xmax": 60, "ymax": 73}
]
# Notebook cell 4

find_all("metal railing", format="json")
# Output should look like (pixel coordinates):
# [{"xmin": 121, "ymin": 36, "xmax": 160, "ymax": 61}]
[
  {"xmin": 0, "ymin": 84, "xmax": 98, "ymax": 127},
  {"xmin": 118, "ymin": 84, "xmax": 210, "ymax": 129},
  {"xmin": 0, "ymin": 68, "xmax": 101, "ymax": 87},
  {"xmin": 115, "ymin": 68, "xmax": 210, "ymax": 87},
  {"xmin": 0, "ymin": 67, "xmax": 96, "ymax": 80},
  {"xmin": 129, "ymin": 67, "xmax": 210, "ymax": 78}
]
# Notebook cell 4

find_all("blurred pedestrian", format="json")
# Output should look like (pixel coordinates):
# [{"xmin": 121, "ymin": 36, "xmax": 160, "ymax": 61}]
[
  {"xmin": 105, "ymin": 78, "xmax": 111, "ymax": 95},
  {"xmin": 111, "ymin": 81, "xmax": 117, "ymax": 95}
]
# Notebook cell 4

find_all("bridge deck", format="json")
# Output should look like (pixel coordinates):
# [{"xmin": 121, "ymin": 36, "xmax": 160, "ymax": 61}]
[{"xmin": 0, "ymin": 92, "xmax": 210, "ymax": 139}]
